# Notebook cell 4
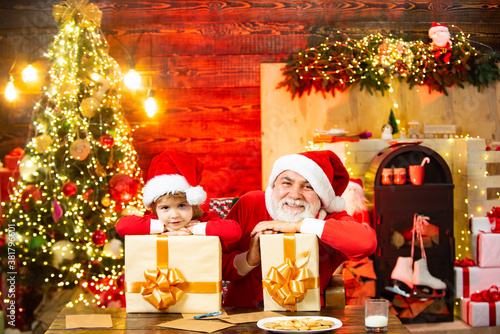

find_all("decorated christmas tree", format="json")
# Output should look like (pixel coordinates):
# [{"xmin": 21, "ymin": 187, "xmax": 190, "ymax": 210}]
[{"xmin": 1, "ymin": 0, "xmax": 143, "ymax": 327}]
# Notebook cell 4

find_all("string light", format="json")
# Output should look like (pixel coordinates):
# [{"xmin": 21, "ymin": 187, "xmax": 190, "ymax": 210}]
[
  {"xmin": 124, "ymin": 69, "xmax": 142, "ymax": 89},
  {"xmin": 4, "ymin": 77, "xmax": 17, "ymax": 102},
  {"xmin": 145, "ymin": 89, "xmax": 158, "ymax": 117},
  {"xmin": 22, "ymin": 64, "xmax": 38, "ymax": 82}
]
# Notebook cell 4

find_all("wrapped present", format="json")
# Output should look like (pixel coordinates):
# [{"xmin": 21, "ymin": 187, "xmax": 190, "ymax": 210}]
[
  {"xmin": 454, "ymin": 266, "xmax": 500, "ymax": 298},
  {"xmin": 4, "ymin": 147, "xmax": 24, "ymax": 170},
  {"xmin": 124, "ymin": 235, "xmax": 222, "ymax": 313},
  {"xmin": 476, "ymin": 233, "xmax": 500, "ymax": 268},
  {"xmin": 461, "ymin": 286, "xmax": 500, "ymax": 327},
  {"xmin": 260, "ymin": 233, "xmax": 320, "ymax": 311}
]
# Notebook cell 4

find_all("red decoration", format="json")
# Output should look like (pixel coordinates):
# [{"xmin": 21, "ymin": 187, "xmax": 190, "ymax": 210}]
[
  {"xmin": 471, "ymin": 285, "xmax": 500, "ymax": 303},
  {"xmin": 109, "ymin": 174, "xmax": 138, "ymax": 203},
  {"xmin": 99, "ymin": 134, "xmax": 114, "ymax": 149},
  {"xmin": 21, "ymin": 185, "xmax": 44, "ymax": 211},
  {"xmin": 92, "ymin": 230, "xmax": 107, "ymax": 246},
  {"xmin": 82, "ymin": 188, "xmax": 94, "ymax": 201},
  {"xmin": 62, "ymin": 181, "xmax": 78, "ymax": 197}
]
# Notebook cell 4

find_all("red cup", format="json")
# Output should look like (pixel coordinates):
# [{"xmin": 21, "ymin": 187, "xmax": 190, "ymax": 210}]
[{"xmin": 409, "ymin": 165, "xmax": 425, "ymax": 185}]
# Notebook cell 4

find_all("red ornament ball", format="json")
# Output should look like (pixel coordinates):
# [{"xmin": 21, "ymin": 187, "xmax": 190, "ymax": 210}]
[
  {"xmin": 62, "ymin": 182, "xmax": 78, "ymax": 197},
  {"xmin": 92, "ymin": 230, "xmax": 107, "ymax": 246},
  {"xmin": 109, "ymin": 174, "xmax": 138, "ymax": 203},
  {"xmin": 99, "ymin": 134, "xmax": 114, "ymax": 149}
]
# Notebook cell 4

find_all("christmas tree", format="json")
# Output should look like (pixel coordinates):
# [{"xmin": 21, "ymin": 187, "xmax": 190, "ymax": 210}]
[
  {"xmin": 1, "ymin": 0, "xmax": 143, "ymax": 327},
  {"xmin": 388, "ymin": 109, "xmax": 399, "ymax": 135}
]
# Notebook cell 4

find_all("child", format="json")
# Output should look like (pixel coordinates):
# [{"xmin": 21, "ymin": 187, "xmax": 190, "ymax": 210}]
[{"xmin": 116, "ymin": 151, "xmax": 241, "ymax": 248}]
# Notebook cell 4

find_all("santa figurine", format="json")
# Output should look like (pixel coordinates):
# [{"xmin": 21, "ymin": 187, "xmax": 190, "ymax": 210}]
[
  {"xmin": 342, "ymin": 179, "xmax": 371, "ymax": 225},
  {"xmin": 428, "ymin": 22, "xmax": 452, "ymax": 62}
]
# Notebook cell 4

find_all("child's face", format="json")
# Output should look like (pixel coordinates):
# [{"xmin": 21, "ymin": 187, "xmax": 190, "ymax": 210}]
[{"xmin": 155, "ymin": 195, "xmax": 194, "ymax": 230}]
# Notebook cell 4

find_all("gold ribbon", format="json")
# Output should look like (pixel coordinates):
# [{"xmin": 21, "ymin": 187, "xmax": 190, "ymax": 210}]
[
  {"xmin": 140, "ymin": 266, "xmax": 186, "ymax": 310},
  {"xmin": 125, "ymin": 236, "xmax": 222, "ymax": 311},
  {"xmin": 262, "ymin": 233, "xmax": 319, "ymax": 311},
  {"xmin": 53, "ymin": 0, "xmax": 102, "ymax": 27}
]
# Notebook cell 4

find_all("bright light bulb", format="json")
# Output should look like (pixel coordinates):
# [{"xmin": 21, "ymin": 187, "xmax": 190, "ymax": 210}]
[
  {"xmin": 22, "ymin": 64, "xmax": 38, "ymax": 82},
  {"xmin": 124, "ymin": 69, "xmax": 141, "ymax": 90},
  {"xmin": 5, "ymin": 78, "xmax": 17, "ymax": 102},
  {"xmin": 145, "ymin": 96, "xmax": 158, "ymax": 117}
]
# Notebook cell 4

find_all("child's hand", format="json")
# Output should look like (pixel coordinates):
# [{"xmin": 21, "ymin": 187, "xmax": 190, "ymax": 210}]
[{"xmin": 161, "ymin": 227, "xmax": 193, "ymax": 236}]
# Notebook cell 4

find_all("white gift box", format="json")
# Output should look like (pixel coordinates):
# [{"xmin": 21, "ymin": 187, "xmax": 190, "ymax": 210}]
[
  {"xmin": 260, "ymin": 233, "xmax": 320, "ymax": 311},
  {"xmin": 461, "ymin": 298, "xmax": 500, "ymax": 327},
  {"xmin": 455, "ymin": 266, "xmax": 500, "ymax": 298},
  {"xmin": 124, "ymin": 235, "xmax": 222, "ymax": 313},
  {"xmin": 469, "ymin": 217, "xmax": 500, "ymax": 268}
]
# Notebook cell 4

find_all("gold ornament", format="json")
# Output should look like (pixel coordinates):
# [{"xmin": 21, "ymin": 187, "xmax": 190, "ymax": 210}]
[
  {"xmin": 80, "ymin": 97, "xmax": 100, "ymax": 118},
  {"xmin": 53, "ymin": 0, "xmax": 102, "ymax": 28},
  {"xmin": 34, "ymin": 134, "xmax": 53, "ymax": 153},
  {"xmin": 101, "ymin": 194, "xmax": 111, "ymax": 207},
  {"xmin": 69, "ymin": 138, "xmax": 90, "ymax": 160}
]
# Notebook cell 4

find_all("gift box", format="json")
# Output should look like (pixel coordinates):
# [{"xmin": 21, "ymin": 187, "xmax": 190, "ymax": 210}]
[
  {"xmin": 4, "ymin": 147, "xmax": 24, "ymax": 170},
  {"xmin": 461, "ymin": 298, "xmax": 500, "ymax": 327},
  {"xmin": 124, "ymin": 235, "xmax": 222, "ymax": 313},
  {"xmin": 260, "ymin": 233, "xmax": 320, "ymax": 311},
  {"xmin": 476, "ymin": 233, "xmax": 500, "ymax": 268},
  {"xmin": 454, "ymin": 266, "xmax": 500, "ymax": 298},
  {"xmin": 469, "ymin": 217, "xmax": 500, "ymax": 267}
]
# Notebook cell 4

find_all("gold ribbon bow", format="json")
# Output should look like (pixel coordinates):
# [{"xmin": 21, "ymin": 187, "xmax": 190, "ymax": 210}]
[
  {"xmin": 140, "ymin": 266, "xmax": 186, "ymax": 310},
  {"xmin": 53, "ymin": 0, "xmax": 102, "ymax": 27},
  {"xmin": 263, "ymin": 241, "xmax": 313, "ymax": 311}
]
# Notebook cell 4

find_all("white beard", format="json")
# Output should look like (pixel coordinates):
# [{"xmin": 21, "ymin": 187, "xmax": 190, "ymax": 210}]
[{"xmin": 271, "ymin": 197, "xmax": 318, "ymax": 223}]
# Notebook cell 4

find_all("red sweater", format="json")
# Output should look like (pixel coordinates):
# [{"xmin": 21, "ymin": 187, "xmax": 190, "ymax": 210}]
[
  {"xmin": 222, "ymin": 191, "xmax": 377, "ymax": 307},
  {"xmin": 116, "ymin": 211, "xmax": 242, "ymax": 251}
]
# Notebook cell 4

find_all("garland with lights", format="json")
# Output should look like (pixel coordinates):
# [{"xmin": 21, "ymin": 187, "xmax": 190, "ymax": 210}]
[
  {"xmin": 278, "ymin": 30, "xmax": 500, "ymax": 98},
  {"xmin": 1, "ymin": 0, "xmax": 143, "ymax": 327}
]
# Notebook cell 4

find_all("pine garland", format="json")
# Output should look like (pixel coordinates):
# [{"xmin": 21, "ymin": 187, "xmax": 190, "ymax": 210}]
[{"xmin": 278, "ymin": 30, "xmax": 500, "ymax": 98}]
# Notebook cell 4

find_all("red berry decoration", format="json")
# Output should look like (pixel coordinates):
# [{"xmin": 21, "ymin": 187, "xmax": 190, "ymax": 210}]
[
  {"xmin": 99, "ymin": 133, "xmax": 114, "ymax": 149},
  {"xmin": 92, "ymin": 230, "xmax": 107, "ymax": 246},
  {"xmin": 109, "ymin": 174, "xmax": 138, "ymax": 203},
  {"xmin": 62, "ymin": 181, "xmax": 78, "ymax": 197}
]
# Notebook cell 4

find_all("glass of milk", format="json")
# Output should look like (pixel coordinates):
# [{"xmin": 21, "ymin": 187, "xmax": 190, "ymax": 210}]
[{"xmin": 365, "ymin": 299, "xmax": 389, "ymax": 332}]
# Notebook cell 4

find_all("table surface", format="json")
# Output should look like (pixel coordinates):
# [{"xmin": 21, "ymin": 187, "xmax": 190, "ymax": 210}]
[{"xmin": 47, "ymin": 305, "xmax": 410, "ymax": 333}]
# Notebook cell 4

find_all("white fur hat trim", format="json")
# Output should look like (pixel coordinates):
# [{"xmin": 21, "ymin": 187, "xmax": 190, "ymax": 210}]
[
  {"xmin": 143, "ymin": 174, "xmax": 207, "ymax": 208},
  {"xmin": 265, "ymin": 154, "xmax": 345, "ymax": 218}
]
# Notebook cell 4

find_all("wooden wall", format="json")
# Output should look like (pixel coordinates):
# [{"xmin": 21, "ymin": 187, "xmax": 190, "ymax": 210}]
[{"xmin": 1, "ymin": 0, "xmax": 500, "ymax": 199}]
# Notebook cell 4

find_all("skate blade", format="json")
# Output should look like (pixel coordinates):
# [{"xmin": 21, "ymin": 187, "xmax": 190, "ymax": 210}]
[
  {"xmin": 385, "ymin": 284, "xmax": 410, "ymax": 297},
  {"xmin": 410, "ymin": 286, "xmax": 446, "ymax": 298}
]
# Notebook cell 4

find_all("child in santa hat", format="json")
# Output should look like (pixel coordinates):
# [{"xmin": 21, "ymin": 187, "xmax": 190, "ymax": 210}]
[{"xmin": 116, "ymin": 151, "xmax": 241, "ymax": 248}]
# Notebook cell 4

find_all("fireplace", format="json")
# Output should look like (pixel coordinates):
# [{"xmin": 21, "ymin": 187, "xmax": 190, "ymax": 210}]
[{"xmin": 364, "ymin": 143, "xmax": 455, "ymax": 323}]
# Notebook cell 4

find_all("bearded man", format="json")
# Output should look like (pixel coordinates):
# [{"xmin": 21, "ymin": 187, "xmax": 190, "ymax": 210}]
[{"xmin": 222, "ymin": 150, "xmax": 377, "ymax": 307}]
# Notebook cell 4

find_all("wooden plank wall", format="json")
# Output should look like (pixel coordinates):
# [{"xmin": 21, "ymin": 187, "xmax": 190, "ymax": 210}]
[{"xmin": 1, "ymin": 0, "xmax": 500, "ymax": 199}]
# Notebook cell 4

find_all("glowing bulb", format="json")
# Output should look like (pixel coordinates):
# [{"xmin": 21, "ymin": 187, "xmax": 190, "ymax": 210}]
[
  {"xmin": 22, "ymin": 64, "xmax": 38, "ymax": 82},
  {"xmin": 5, "ymin": 78, "xmax": 17, "ymax": 102},
  {"xmin": 124, "ymin": 69, "xmax": 141, "ymax": 90},
  {"xmin": 145, "ymin": 93, "xmax": 158, "ymax": 117}
]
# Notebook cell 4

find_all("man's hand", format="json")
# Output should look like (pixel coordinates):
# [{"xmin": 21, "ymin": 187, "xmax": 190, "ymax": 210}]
[
  {"xmin": 250, "ymin": 220, "xmax": 302, "ymax": 237},
  {"xmin": 246, "ymin": 232, "xmax": 261, "ymax": 266}
]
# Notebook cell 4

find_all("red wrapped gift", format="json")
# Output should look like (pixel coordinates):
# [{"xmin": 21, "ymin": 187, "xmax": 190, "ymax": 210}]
[
  {"xmin": 4, "ymin": 147, "xmax": 24, "ymax": 170},
  {"xmin": 462, "ymin": 286, "xmax": 500, "ymax": 327}
]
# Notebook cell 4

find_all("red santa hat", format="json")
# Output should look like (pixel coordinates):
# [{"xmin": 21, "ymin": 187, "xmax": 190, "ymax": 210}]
[
  {"xmin": 142, "ymin": 151, "xmax": 207, "ymax": 209},
  {"xmin": 265, "ymin": 150, "xmax": 349, "ymax": 219},
  {"xmin": 428, "ymin": 22, "xmax": 449, "ymax": 37},
  {"xmin": 348, "ymin": 178, "xmax": 364, "ymax": 194}
]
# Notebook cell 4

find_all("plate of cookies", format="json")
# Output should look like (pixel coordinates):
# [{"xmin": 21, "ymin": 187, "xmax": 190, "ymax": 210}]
[{"xmin": 257, "ymin": 316, "xmax": 343, "ymax": 332}]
